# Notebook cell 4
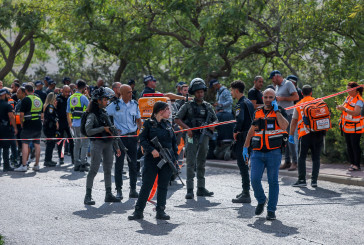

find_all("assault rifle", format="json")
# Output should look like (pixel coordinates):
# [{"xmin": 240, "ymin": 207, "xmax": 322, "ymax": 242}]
[
  {"xmin": 198, "ymin": 110, "xmax": 214, "ymax": 144},
  {"xmin": 100, "ymin": 113, "xmax": 131, "ymax": 162},
  {"xmin": 151, "ymin": 136, "xmax": 185, "ymax": 186}
]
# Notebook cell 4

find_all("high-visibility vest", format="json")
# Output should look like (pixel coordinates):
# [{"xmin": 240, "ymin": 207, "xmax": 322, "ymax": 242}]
[
  {"xmin": 69, "ymin": 92, "xmax": 87, "ymax": 119},
  {"xmin": 251, "ymin": 108, "xmax": 288, "ymax": 151},
  {"xmin": 340, "ymin": 94, "xmax": 364, "ymax": 134},
  {"xmin": 296, "ymin": 96, "xmax": 315, "ymax": 139},
  {"xmin": 24, "ymin": 95, "xmax": 43, "ymax": 121},
  {"xmin": 8, "ymin": 98, "xmax": 15, "ymax": 110}
]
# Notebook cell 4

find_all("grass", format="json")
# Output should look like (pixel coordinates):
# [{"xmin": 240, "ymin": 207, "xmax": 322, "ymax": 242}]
[{"xmin": 0, "ymin": 235, "xmax": 4, "ymax": 245}]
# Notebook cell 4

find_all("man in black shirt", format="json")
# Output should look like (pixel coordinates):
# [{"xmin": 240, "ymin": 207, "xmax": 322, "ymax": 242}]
[
  {"xmin": 11, "ymin": 81, "xmax": 20, "ymax": 103},
  {"xmin": 56, "ymin": 85, "xmax": 74, "ymax": 165},
  {"xmin": 0, "ymin": 89, "xmax": 18, "ymax": 172},
  {"xmin": 14, "ymin": 85, "xmax": 43, "ymax": 172},
  {"xmin": 34, "ymin": 80, "xmax": 47, "ymax": 103},
  {"xmin": 46, "ymin": 80, "xmax": 56, "ymax": 94},
  {"xmin": 248, "ymin": 76, "xmax": 264, "ymax": 109}
]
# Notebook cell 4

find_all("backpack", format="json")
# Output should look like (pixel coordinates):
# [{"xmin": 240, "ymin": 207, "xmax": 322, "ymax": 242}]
[
  {"xmin": 80, "ymin": 112, "xmax": 91, "ymax": 137},
  {"xmin": 302, "ymin": 100, "xmax": 331, "ymax": 132}
]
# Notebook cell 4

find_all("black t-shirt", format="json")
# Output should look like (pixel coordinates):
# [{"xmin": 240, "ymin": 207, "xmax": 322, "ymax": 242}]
[
  {"xmin": 56, "ymin": 94, "xmax": 69, "ymax": 129},
  {"xmin": 11, "ymin": 93, "xmax": 18, "ymax": 103},
  {"xmin": 248, "ymin": 87, "xmax": 263, "ymax": 105},
  {"xmin": 20, "ymin": 97, "xmax": 43, "ymax": 131},
  {"xmin": 0, "ymin": 100, "xmax": 14, "ymax": 137},
  {"xmin": 34, "ymin": 89, "xmax": 47, "ymax": 104}
]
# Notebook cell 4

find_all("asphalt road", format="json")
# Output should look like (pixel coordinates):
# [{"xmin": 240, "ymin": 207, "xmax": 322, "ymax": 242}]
[{"xmin": 1, "ymin": 156, "xmax": 364, "ymax": 245}]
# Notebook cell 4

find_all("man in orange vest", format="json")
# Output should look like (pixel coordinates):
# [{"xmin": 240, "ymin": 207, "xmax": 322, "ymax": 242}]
[
  {"xmin": 243, "ymin": 88, "xmax": 289, "ymax": 220},
  {"xmin": 289, "ymin": 85, "xmax": 325, "ymax": 188}
]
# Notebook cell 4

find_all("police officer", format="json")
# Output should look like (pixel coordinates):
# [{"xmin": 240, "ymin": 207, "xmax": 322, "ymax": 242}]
[
  {"xmin": 34, "ymin": 80, "xmax": 47, "ymax": 103},
  {"xmin": 128, "ymin": 79, "xmax": 139, "ymax": 100},
  {"xmin": 106, "ymin": 85, "xmax": 142, "ymax": 200},
  {"xmin": 0, "ymin": 88, "xmax": 18, "ymax": 172},
  {"xmin": 84, "ymin": 87, "xmax": 121, "ymax": 205},
  {"xmin": 128, "ymin": 101, "xmax": 178, "ymax": 220},
  {"xmin": 230, "ymin": 80, "xmax": 254, "ymax": 203},
  {"xmin": 243, "ymin": 88, "xmax": 289, "ymax": 220},
  {"xmin": 56, "ymin": 85, "xmax": 74, "ymax": 165},
  {"xmin": 15, "ymin": 85, "xmax": 43, "ymax": 172},
  {"xmin": 175, "ymin": 78, "xmax": 218, "ymax": 199},
  {"xmin": 43, "ymin": 93, "xmax": 59, "ymax": 167},
  {"xmin": 63, "ymin": 77, "xmax": 71, "ymax": 86},
  {"xmin": 140, "ymin": 75, "xmax": 157, "ymax": 97},
  {"xmin": 67, "ymin": 80, "xmax": 89, "ymax": 172}
]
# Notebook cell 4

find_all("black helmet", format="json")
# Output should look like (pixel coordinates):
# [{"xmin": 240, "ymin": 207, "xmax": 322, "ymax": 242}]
[
  {"xmin": 188, "ymin": 78, "xmax": 207, "ymax": 95},
  {"xmin": 92, "ymin": 87, "xmax": 112, "ymax": 100}
]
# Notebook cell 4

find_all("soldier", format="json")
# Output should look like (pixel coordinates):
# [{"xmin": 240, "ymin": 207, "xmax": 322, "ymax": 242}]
[
  {"xmin": 0, "ymin": 89, "xmax": 18, "ymax": 172},
  {"xmin": 84, "ymin": 87, "xmax": 121, "ymax": 205},
  {"xmin": 67, "ymin": 80, "xmax": 89, "ymax": 172},
  {"xmin": 106, "ymin": 85, "xmax": 142, "ymax": 200},
  {"xmin": 175, "ymin": 78, "xmax": 218, "ymax": 199},
  {"xmin": 230, "ymin": 80, "xmax": 254, "ymax": 203}
]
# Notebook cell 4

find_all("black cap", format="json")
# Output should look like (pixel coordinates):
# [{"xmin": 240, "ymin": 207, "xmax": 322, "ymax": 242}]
[
  {"xmin": 268, "ymin": 70, "xmax": 281, "ymax": 79},
  {"xmin": 128, "ymin": 79, "xmax": 135, "ymax": 85}
]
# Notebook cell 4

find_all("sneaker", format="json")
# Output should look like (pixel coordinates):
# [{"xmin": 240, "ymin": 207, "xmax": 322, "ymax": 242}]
[
  {"xmin": 292, "ymin": 180, "xmax": 307, "ymax": 187},
  {"xmin": 33, "ymin": 165, "xmax": 40, "ymax": 171},
  {"xmin": 311, "ymin": 180, "xmax": 318, "ymax": 188},
  {"xmin": 14, "ymin": 165, "xmax": 28, "ymax": 172},
  {"xmin": 266, "ymin": 211, "xmax": 276, "ymax": 220},
  {"xmin": 255, "ymin": 198, "xmax": 268, "ymax": 215}
]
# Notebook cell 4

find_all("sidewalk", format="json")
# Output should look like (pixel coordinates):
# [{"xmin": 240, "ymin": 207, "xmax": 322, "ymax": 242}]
[{"xmin": 206, "ymin": 159, "xmax": 364, "ymax": 187}]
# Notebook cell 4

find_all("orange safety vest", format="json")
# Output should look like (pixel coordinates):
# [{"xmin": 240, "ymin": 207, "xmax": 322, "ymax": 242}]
[
  {"xmin": 296, "ymin": 96, "xmax": 315, "ymax": 139},
  {"xmin": 8, "ymin": 98, "xmax": 15, "ymax": 109},
  {"xmin": 251, "ymin": 108, "xmax": 288, "ymax": 151},
  {"xmin": 340, "ymin": 94, "xmax": 364, "ymax": 134}
]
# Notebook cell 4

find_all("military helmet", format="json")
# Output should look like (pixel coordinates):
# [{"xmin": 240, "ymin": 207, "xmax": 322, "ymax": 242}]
[
  {"xmin": 104, "ymin": 87, "xmax": 115, "ymax": 98},
  {"xmin": 188, "ymin": 78, "xmax": 207, "ymax": 95},
  {"xmin": 92, "ymin": 87, "xmax": 113, "ymax": 100}
]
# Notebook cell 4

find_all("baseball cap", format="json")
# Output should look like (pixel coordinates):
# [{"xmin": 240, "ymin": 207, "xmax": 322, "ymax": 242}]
[
  {"xmin": 34, "ymin": 80, "xmax": 44, "ymax": 86},
  {"xmin": 209, "ymin": 79, "xmax": 219, "ymax": 88},
  {"xmin": 128, "ymin": 79, "xmax": 136, "ymax": 85},
  {"xmin": 175, "ymin": 81, "xmax": 186, "ymax": 88},
  {"xmin": 143, "ymin": 75, "xmax": 156, "ymax": 83},
  {"xmin": 286, "ymin": 75, "xmax": 298, "ymax": 83},
  {"xmin": 0, "ymin": 88, "xmax": 8, "ymax": 96},
  {"xmin": 268, "ymin": 70, "xmax": 282, "ymax": 79},
  {"xmin": 48, "ymin": 79, "xmax": 56, "ymax": 85}
]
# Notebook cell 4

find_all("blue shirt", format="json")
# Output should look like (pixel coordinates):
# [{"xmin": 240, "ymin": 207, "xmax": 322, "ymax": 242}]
[
  {"xmin": 66, "ymin": 92, "xmax": 89, "ymax": 127},
  {"xmin": 216, "ymin": 86, "xmax": 233, "ymax": 112},
  {"xmin": 106, "ymin": 99, "xmax": 141, "ymax": 135}
]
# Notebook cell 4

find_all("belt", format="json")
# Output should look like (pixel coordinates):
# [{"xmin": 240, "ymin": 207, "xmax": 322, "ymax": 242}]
[{"xmin": 123, "ymin": 131, "xmax": 137, "ymax": 136}]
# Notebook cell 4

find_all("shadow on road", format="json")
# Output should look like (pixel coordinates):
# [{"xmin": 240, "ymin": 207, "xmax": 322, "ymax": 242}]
[
  {"xmin": 294, "ymin": 186, "xmax": 342, "ymax": 199},
  {"xmin": 72, "ymin": 199, "xmax": 136, "ymax": 219},
  {"xmin": 247, "ymin": 217, "xmax": 299, "ymax": 237},
  {"xmin": 174, "ymin": 198, "xmax": 221, "ymax": 212},
  {"xmin": 236, "ymin": 204, "xmax": 255, "ymax": 219},
  {"xmin": 135, "ymin": 219, "xmax": 179, "ymax": 236}
]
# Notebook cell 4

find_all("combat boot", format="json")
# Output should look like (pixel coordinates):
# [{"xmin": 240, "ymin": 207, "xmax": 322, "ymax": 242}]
[
  {"xmin": 197, "ymin": 187, "xmax": 214, "ymax": 197},
  {"xmin": 105, "ymin": 187, "xmax": 121, "ymax": 202},
  {"xmin": 84, "ymin": 188, "xmax": 95, "ymax": 205},
  {"xmin": 79, "ymin": 164, "xmax": 89, "ymax": 172},
  {"xmin": 116, "ymin": 188, "xmax": 123, "ymax": 200},
  {"xmin": 185, "ymin": 189, "xmax": 194, "ymax": 199},
  {"xmin": 129, "ymin": 188, "xmax": 139, "ymax": 198},
  {"xmin": 128, "ymin": 206, "xmax": 144, "ymax": 220},
  {"xmin": 232, "ymin": 191, "xmax": 251, "ymax": 203},
  {"xmin": 156, "ymin": 206, "xmax": 170, "ymax": 220}
]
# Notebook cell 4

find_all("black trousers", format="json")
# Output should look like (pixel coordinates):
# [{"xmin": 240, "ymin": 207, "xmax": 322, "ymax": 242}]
[
  {"xmin": 234, "ymin": 132, "xmax": 250, "ymax": 192},
  {"xmin": 57, "ymin": 127, "xmax": 74, "ymax": 160},
  {"xmin": 344, "ymin": 133, "xmax": 362, "ymax": 168},
  {"xmin": 136, "ymin": 155, "xmax": 172, "ymax": 210},
  {"xmin": 44, "ymin": 131, "xmax": 56, "ymax": 162},
  {"xmin": 114, "ymin": 136, "xmax": 138, "ymax": 190},
  {"xmin": 298, "ymin": 132, "xmax": 324, "ymax": 181},
  {"xmin": 0, "ymin": 141, "xmax": 11, "ymax": 169}
]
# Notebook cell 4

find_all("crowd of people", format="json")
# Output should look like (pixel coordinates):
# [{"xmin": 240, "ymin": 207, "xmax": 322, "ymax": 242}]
[{"xmin": 0, "ymin": 71, "xmax": 363, "ymax": 221}]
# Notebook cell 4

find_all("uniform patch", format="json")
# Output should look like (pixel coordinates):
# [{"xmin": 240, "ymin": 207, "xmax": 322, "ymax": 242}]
[
  {"xmin": 140, "ymin": 126, "xmax": 145, "ymax": 134},
  {"xmin": 71, "ymin": 97, "xmax": 79, "ymax": 106},
  {"xmin": 235, "ymin": 109, "xmax": 240, "ymax": 116},
  {"xmin": 33, "ymin": 99, "xmax": 41, "ymax": 108},
  {"xmin": 49, "ymin": 108, "xmax": 53, "ymax": 113}
]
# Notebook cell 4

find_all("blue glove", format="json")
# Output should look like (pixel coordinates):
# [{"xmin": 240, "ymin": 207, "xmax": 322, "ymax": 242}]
[
  {"xmin": 242, "ymin": 147, "xmax": 249, "ymax": 162},
  {"xmin": 289, "ymin": 135, "xmax": 295, "ymax": 144},
  {"xmin": 271, "ymin": 99, "xmax": 279, "ymax": 112}
]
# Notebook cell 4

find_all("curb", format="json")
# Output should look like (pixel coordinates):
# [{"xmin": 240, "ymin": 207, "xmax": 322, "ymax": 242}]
[{"xmin": 206, "ymin": 160, "xmax": 364, "ymax": 187}]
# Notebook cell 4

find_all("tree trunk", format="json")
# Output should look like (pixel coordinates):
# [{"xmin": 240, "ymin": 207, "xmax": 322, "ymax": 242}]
[
  {"xmin": 18, "ymin": 38, "xmax": 35, "ymax": 80},
  {"xmin": 114, "ymin": 58, "xmax": 128, "ymax": 82}
]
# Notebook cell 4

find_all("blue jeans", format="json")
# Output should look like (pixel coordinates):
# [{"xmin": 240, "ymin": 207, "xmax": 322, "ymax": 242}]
[{"xmin": 251, "ymin": 149, "xmax": 282, "ymax": 212}]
